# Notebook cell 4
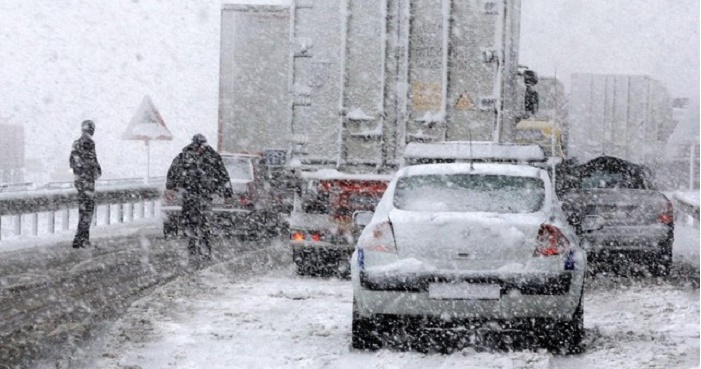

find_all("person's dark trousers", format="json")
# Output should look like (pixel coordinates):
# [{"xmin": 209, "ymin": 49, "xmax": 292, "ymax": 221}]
[
  {"xmin": 73, "ymin": 180, "xmax": 96, "ymax": 248},
  {"xmin": 182, "ymin": 194, "xmax": 213, "ymax": 258}
]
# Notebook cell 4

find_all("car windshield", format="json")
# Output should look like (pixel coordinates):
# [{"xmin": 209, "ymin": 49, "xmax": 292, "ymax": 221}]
[
  {"xmin": 223, "ymin": 157, "xmax": 254, "ymax": 181},
  {"xmin": 394, "ymin": 174, "xmax": 545, "ymax": 213}
]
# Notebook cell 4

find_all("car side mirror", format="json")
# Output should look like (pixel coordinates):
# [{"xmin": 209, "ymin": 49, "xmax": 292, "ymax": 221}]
[
  {"xmin": 353, "ymin": 211, "xmax": 374, "ymax": 228},
  {"xmin": 581, "ymin": 215, "xmax": 605, "ymax": 232}
]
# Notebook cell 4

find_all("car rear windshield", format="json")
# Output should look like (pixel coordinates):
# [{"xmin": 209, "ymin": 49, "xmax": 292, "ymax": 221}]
[
  {"xmin": 223, "ymin": 157, "xmax": 254, "ymax": 181},
  {"xmin": 300, "ymin": 180, "xmax": 386, "ymax": 215},
  {"xmin": 581, "ymin": 171, "xmax": 646, "ymax": 189},
  {"xmin": 394, "ymin": 174, "xmax": 545, "ymax": 213}
]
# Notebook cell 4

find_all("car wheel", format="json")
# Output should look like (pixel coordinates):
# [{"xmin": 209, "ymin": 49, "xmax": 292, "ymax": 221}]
[
  {"xmin": 541, "ymin": 296, "xmax": 584, "ymax": 354},
  {"xmin": 351, "ymin": 297, "xmax": 383, "ymax": 350},
  {"xmin": 650, "ymin": 239, "xmax": 673, "ymax": 277},
  {"xmin": 293, "ymin": 251, "xmax": 310, "ymax": 276}
]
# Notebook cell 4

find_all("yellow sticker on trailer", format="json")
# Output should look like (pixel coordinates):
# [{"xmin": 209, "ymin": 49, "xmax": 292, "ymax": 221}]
[
  {"xmin": 454, "ymin": 92, "xmax": 475, "ymax": 111},
  {"xmin": 412, "ymin": 82, "xmax": 442, "ymax": 110}
]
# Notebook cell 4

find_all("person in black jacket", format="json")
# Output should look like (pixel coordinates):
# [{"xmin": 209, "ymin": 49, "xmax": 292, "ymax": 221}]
[
  {"xmin": 166, "ymin": 134, "xmax": 233, "ymax": 259},
  {"xmin": 70, "ymin": 120, "xmax": 102, "ymax": 248}
]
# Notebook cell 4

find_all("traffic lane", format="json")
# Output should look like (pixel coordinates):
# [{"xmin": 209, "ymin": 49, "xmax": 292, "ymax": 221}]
[{"xmin": 81, "ymin": 261, "xmax": 699, "ymax": 369}]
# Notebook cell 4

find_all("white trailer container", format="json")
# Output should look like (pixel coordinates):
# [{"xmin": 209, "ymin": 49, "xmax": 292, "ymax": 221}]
[
  {"xmin": 567, "ymin": 74, "xmax": 674, "ymax": 166},
  {"xmin": 0, "ymin": 124, "xmax": 25, "ymax": 184},
  {"xmin": 218, "ymin": 0, "xmax": 527, "ymax": 170},
  {"xmin": 218, "ymin": 3, "xmax": 292, "ymax": 154}
]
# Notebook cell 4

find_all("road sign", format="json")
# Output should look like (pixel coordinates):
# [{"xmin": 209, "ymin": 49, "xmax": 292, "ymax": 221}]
[{"xmin": 121, "ymin": 95, "xmax": 173, "ymax": 141}]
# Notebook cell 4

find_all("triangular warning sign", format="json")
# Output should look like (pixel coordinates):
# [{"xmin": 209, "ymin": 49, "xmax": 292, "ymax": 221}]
[
  {"xmin": 121, "ymin": 95, "xmax": 173, "ymax": 141},
  {"xmin": 454, "ymin": 92, "xmax": 475, "ymax": 111}
]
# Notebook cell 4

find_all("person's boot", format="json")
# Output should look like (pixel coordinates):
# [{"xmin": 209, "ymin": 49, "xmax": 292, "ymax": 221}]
[
  {"xmin": 72, "ymin": 237, "xmax": 85, "ymax": 248},
  {"xmin": 187, "ymin": 240, "xmax": 199, "ymax": 256}
]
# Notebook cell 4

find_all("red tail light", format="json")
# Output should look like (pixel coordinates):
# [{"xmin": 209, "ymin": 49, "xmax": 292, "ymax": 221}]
[
  {"xmin": 658, "ymin": 202, "xmax": 674, "ymax": 224},
  {"xmin": 240, "ymin": 195, "xmax": 249, "ymax": 206},
  {"xmin": 291, "ymin": 231, "xmax": 305, "ymax": 241},
  {"xmin": 359, "ymin": 221, "xmax": 396, "ymax": 253},
  {"xmin": 163, "ymin": 190, "xmax": 178, "ymax": 205},
  {"xmin": 311, "ymin": 233, "xmax": 321, "ymax": 242},
  {"xmin": 534, "ymin": 224, "xmax": 570, "ymax": 257}
]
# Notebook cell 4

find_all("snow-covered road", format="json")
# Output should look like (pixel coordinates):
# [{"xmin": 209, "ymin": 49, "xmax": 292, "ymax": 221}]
[{"xmin": 67, "ymin": 226, "xmax": 699, "ymax": 369}]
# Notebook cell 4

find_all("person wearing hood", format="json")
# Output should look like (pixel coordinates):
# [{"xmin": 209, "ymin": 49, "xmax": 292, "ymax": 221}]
[
  {"xmin": 69, "ymin": 119, "xmax": 102, "ymax": 248},
  {"xmin": 166, "ymin": 134, "xmax": 233, "ymax": 259}
]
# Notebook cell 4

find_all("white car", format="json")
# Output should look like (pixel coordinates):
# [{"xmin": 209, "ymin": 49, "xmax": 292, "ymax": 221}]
[{"xmin": 350, "ymin": 163, "xmax": 586, "ymax": 352}]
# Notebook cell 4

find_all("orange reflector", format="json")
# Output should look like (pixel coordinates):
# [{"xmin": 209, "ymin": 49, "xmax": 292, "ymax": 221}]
[{"xmin": 291, "ymin": 232, "xmax": 305, "ymax": 241}]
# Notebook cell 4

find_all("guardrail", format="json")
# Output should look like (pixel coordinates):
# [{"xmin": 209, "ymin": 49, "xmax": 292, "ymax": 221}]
[
  {"xmin": 672, "ymin": 191, "xmax": 700, "ymax": 228},
  {"xmin": 0, "ymin": 178, "xmax": 166, "ymax": 241}
]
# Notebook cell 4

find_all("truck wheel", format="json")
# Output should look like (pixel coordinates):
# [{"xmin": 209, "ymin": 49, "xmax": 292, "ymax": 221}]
[
  {"xmin": 293, "ymin": 250, "xmax": 309, "ymax": 276},
  {"xmin": 351, "ymin": 298, "xmax": 383, "ymax": 350}
]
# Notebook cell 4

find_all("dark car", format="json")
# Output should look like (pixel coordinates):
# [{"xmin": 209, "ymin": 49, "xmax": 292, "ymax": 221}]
[
  {"xmin": 162, "ymin": 152, "xmax": 288, "ymax": 240},
  {"xmin": 559, "ymin": 156, "xmax": 674, "ymax": 276}
]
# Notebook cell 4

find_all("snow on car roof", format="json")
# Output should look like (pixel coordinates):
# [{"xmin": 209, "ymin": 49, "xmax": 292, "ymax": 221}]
[
  {"xmin": 300, "ymin": 169, "xmax": 393, "ymax": 182},
  {"xmin": 403, "ymin": 141, "xmax": 546, "ymax": 162},
  {"xmin": 397, "ymin": 162, "xmax": 544, "ymax": 179}
]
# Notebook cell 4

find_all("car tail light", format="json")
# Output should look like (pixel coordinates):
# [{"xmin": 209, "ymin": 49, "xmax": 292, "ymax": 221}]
[
  {"xmin": 240, "ymin": 195, "xmax": 249, "ymax": 206},
  {"xmin": 163, "ymin": 190, "xmax": 178, "ymax": 205},
  {"xmin": 359, "ymin": 221, "xmax": 396, "ymax": 253},
  {"xmin": 290, "ymin": 230, "xmax": 323, "ymax": 242},
  {"xmin": 291, "ymin": 231, "xmax": 305, "ymax": 241},
  {"xmin": 534, "ymin": 224, "xmax": 570, "ymax": 257},
  {"xmin": 658, "ymin": 201, "xmax": 674, "ymax": 224}
]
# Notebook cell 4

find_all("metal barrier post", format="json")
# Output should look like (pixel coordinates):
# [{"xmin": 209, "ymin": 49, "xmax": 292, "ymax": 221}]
[
  {"xmin": 48, "ymin": 211, "xmax": 55, "ymax": 233},
  {"xmin": 119, "ymin": 203, "xmax": 125, "ymax": 223},
  {"xmin": 62, "ymin": 209, "xmax": 70, "ymax": 231},
  {"xmin": 14, "ymin": 215, "xmax": 21, "ymax": 236},
  {"xmin": 31, "ymin": 213, "xmax": 38, "ymax": 236}
]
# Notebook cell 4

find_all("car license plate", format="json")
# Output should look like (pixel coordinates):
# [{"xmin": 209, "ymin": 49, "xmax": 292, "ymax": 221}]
[{"xmin": 428, "ymin": 283, "xmax": 501, "ymax": 300}]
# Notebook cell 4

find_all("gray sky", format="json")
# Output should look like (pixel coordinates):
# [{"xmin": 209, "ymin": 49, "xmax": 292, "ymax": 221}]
[
  {"xmin": 0, "ymin": 0, "xmax": 698, "ymax": 183},
  {"xmin": 520, "ymin": 0, "xmax": 700, "ymax": 102}
]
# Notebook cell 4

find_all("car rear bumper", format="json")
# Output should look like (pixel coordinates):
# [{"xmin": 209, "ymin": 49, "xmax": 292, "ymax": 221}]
[
  {"xmin": 359, "ymin": 271, "xmax": 573, "ymax": 295},
  {"xmin": 353, "ymin": 270, "xmax": 583, "ymax": 320},
  {"xmin": 291, "ymin": 242, "xmax": 354, "ymax": 261},
  {"xmin": 581, "ymin": 225, "xmax": 673, "ymax": 253}
]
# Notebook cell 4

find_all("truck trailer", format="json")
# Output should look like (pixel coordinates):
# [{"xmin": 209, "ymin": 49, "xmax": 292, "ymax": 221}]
[
  {"xmin": 218, "ymin": 0, "xmax": 531, "ymax": 172},
  {"xmin": 567, "ymin": 74, "xmax": 675, "ymax": 168}
]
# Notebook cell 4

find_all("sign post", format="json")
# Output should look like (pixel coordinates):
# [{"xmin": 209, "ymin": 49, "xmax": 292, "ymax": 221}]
[{"xmin": 121, "ymin": 95, "xmax": 173, "ymax": 183}]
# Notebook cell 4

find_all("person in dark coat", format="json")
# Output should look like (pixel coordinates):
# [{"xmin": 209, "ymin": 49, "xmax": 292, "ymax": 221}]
[
  {"xmin": 69, "ymin": 120, "xmax": 102, "ymax": 248},
  {"xmin": 166, "ymin": 134, "xmax": 233, "ymax": 259}
]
